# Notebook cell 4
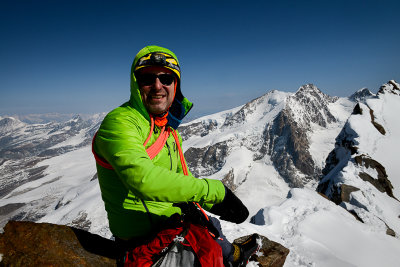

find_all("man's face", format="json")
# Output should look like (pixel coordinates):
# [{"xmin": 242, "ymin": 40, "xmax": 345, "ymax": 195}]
[{"xmin": 137, "ymin": 66, "xmax": 176, "ymax": 115}]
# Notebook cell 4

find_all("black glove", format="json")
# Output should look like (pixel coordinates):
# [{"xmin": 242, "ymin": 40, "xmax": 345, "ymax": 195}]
[{"xmin": 209, "ymin": 186, "xmax": 249, "ymax": 224}]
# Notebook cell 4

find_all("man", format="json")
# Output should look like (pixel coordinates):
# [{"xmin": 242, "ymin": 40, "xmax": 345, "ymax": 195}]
[{"xmin": 93, "ymin": 45, "xmax": 259, "ymax": 266}]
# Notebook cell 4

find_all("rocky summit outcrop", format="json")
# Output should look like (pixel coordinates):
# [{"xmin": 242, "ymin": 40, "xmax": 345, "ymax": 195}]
[
  {"xmin": 0, "ymin": 220, "xmax": 117, "ymax": 266},
  {"xmin": 0, "ymin": 221, "xmax": 289, "ymax": 267},
  {"xmin": 234, "ymin": 235, "xmax": 289, "ymax": 267}
]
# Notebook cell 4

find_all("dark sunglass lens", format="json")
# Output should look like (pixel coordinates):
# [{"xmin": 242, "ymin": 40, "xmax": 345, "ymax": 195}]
[
  {"xmin": 138, "ymin": 73, "xmax": 156, "ymax": 85},
  {"xmin": 137, "ymin": 73, "xmax": 174, "ymax": 86},
  {"xmin": 159, "ymin": 74, "xmax": 174, "ymax": 85}
]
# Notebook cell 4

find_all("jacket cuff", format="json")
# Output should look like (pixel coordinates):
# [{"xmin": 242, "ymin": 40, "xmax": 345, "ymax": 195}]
[{"xmin": 202, "ymin": 179, "xmax": 226, "ymax": 204}]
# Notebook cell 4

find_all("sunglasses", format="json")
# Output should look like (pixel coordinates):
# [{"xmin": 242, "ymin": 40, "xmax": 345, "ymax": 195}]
[{"xmin": 137, "ymin": 73, "xmax": 175, "ymax": 86}]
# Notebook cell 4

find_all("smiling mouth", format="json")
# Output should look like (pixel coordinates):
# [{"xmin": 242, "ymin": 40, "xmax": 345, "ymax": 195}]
[{"xmin": 151, "ymin": 95, "xmax": 165, "ymax": 99}]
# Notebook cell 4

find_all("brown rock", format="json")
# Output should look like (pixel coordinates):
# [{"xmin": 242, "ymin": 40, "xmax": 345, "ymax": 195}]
[
  {"xmin": 221, "ymin": 168, "xmax": 238, "ymax": 192},
  {"xmin": 234, "ymin": 234, "xmax": 289, "ymax": 267},
  {"xmin": 339, "ymin": 184, "xmax": 360, "ymax": 203},
  {"xmin": 369, "ymin": 108, "xmax": 386, "ymax": 135},
  {"xmin": 355, "ymin": 154, "xmax": 397, "ymax": 200},
  {"xmin": 0, "ymin": 220, "xmax": 116, "ymax": 266}
]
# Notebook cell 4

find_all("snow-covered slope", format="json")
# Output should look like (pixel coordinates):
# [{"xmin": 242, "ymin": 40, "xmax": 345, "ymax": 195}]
[
  {"xmin": 0, "ymin": 114, "xmax": 105, "ymax": 229},
  {"xmin": 245, "ymin": 188, "xmax": 400, "ymax": 267},
  {"xmin": 1, "ymin": 81, "xmax": 399, "ymax": 267},
  {"xmin": 318, "ymin": 80, "xmax": 400, "ymax": 239}
]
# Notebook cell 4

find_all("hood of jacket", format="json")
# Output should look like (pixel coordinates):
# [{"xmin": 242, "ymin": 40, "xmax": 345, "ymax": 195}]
[{"xmin": 129, "ymin": 45, "xmax": 193, "ymax": 129}]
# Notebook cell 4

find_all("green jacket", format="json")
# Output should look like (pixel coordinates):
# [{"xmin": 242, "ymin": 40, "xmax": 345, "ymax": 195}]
[{"xmin": 93, "ymin": 46, "xmax": 225, "ymax": 239}]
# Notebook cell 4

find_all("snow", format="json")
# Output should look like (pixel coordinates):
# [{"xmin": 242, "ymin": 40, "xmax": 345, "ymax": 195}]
[
  {"xmin": 182, "ymin": 105, "xmax": 243, "ymax": 127},
  {"xmin": 49, "ymin": 128, "xmax": 87, "ymax": 149},
  {"xmin": 308, "ymin": 122, "xmax": 342, "ymax": 169},
  {"xmin": 182, "ymin": 90, "xmax": 290, "ymax": 152},
  {"xmin": 207, "ymin": 147, "xmax": 290, "ymax": 216},
  {"xmin": 369, "ymin": 93, "xmax": 400, "ymax": 199},
  {"xmin": 224, "ymin": 189, "xmax": 400, "ymax": 267},
  {"xmin": 2, "ymin": 146, "xmax": 111, "ymax": 238},
  {"xmin": 309, "ymin": 97, "xmax": 355, "ymax": 169}
]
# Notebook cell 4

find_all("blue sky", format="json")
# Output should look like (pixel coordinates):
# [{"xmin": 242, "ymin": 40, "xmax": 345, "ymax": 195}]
[{"xmin": 1, "ymin": 0, "xmax": 399, "ymax": 120}]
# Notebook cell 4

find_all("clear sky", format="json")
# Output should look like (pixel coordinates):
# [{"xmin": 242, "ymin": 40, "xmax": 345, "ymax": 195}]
[{"xmin": 1, "ymin": 0, "xmax": 399, "ymax": 120}]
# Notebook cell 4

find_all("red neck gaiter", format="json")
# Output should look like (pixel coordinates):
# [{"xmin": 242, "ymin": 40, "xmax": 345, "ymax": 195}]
[{"xmin": 153, "ymin": 113, "xmax": 169, "ymax": 127}]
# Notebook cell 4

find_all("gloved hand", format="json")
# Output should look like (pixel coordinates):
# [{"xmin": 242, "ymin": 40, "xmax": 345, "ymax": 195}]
[{"xmin": 209, "ymin": 186, "xmax": 249, "ymax": 224}]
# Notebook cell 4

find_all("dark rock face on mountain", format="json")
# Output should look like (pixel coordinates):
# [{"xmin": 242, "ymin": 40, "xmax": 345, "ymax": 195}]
[
  {"xmin": 0, "ymin": 220, "xmax": 116, "ymax": 266},
  {"xmin": 179, "ymin": 120, "xmax": 219, "ymax": 141},
  {"xmin": 272, "ymin": 84, "xmax": 337, "ymax": 186},
  {"xmin": 355, "ymin": 154, "xmax": 395, "ymax": 199},
  {"xmin": 185, "ymin": 140, "xmax": 231, "ymax": 177},
  {"xmin": 264, "ymin": 108, "xmax": 315, "ymax": 187}
]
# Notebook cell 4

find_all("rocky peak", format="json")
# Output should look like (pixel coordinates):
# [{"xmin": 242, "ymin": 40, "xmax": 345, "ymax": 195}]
[
  {"xmin": 378, "ymin": 80, "xmax": 400, "ymax": 96},
  {"xmin": 296, "ymin": 83, "xmax": 319, "ymax": 94},
  {"xmin": 349, "ymin": 88, "xmax": 375, "ymax": 102},
  {"xmin": 295, "ymin": 83, "xmax": 336, "ymax": 101},
  {"xmin": 286, "ymin": 84, "xmax": 337, "ymax": 128},
  {"xmin": 0, "ymin": 117, "xmax": 25, "ymax": 134}
]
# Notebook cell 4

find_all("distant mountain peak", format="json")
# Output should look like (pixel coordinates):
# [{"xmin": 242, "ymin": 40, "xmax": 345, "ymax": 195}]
[
  {"xmin": 286, "ymin": 84, "xmax": 338, "ymax": 129},
  {"xmin": 293, "ymin": 83, "xmax": 338, "ymax": 104},
  {"xmin": 349, "ymin": 88, "xmax": 374, "ymax": 102},
  {"xmin": 0, "ymin": 116, "xmax": 25, "ymax": 134},
  {"xmin": 296, "ymin": 83, "xmax": 320, "ymax": 93},
  {"xmin": 378, "ymin": 80, "xmax": 400, "ymax": 96}
]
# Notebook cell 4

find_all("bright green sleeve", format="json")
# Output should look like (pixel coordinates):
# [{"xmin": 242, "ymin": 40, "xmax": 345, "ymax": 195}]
[{"xmin": 94, "ymin": 108, "xmax": 225, "ymax": 205}]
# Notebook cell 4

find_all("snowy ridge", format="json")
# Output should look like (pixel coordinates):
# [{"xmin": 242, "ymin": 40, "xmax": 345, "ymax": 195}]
[
  {"xmin": 181, "ymin": 90, "xmax": 290, "ymax": 149},
  {"xmin": 318, "ymin": 80, "xmax": 400, "ymax": 242}
]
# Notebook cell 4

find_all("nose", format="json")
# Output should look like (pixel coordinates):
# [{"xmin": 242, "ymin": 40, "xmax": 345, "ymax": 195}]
[{"xmin": 153, "ymin": 77, "xmax": 163, "ymax": 90}]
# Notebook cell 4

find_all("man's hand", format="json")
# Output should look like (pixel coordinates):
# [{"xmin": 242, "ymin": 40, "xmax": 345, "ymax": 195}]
[{"xmin": 209, "ymin": 186, "xmax": 249, "ymax": 224}]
